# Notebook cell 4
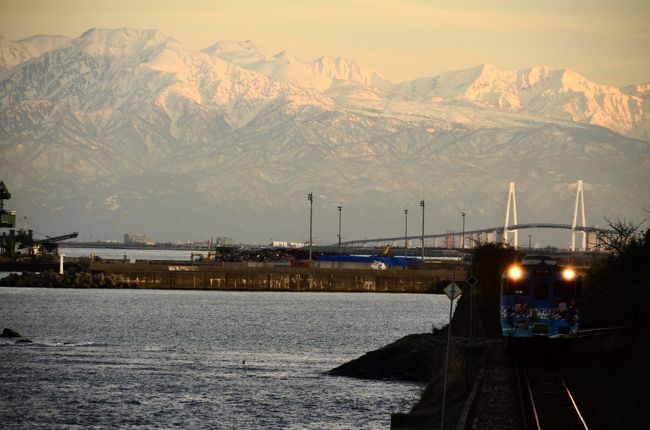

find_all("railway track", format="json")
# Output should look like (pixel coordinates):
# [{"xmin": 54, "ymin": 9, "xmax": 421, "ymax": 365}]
[
  {"xmin": 576, "ymin": 326, "xmax": 626, "ymax": 338},
  {"xmin": 516, "ymin": 363, "xmax": 589, "ymax": 430}
]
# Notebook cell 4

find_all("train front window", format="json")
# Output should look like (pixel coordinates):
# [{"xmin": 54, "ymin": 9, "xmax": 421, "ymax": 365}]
[
  {"xmin": 555, "ymin": 280, "xmax": 578, "ymax": 297},
  {"xmin": 504, "ymin": 279, "xmax": 529, "ymax": 295},
  {"xmin": 534, "ymin": 284, "xmax": 549, "ymax": 299}
]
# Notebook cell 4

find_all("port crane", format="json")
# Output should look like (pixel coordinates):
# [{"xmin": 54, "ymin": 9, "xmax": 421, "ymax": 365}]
[{"xmin": 0, "ymin": 181, "xmax": 78, "ymax": 258}]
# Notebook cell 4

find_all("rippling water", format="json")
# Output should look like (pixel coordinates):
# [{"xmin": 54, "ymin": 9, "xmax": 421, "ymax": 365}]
[{"xmin": 0, "ymin": 288, "xmax": 452, "ymax": 429}]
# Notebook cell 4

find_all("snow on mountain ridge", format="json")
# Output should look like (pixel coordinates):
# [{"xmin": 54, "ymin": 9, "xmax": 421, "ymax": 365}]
[
  {"xmin": 0, "ymin": 34, "xmax": 71, "ymax": 73},
  {"xmin": 202, "ymin": 40, "xmax": 264, "ymax": 65},
  {"xmin": 1, "ymin": 28, "xmax": 648, "ymax": 244},
  {"xmin": 203, "ymin": 39, "xmax": 392, "ymax": 93},
  {"xmin": 4, "ymin": 28, "xmax": 335, "ymax": 130},
  {"xmin": 16, "ymin": 35, "xmax": 71, "ymax": 53},
  {"xmin": 0, "ymin": 28, "xmax": 648, "ymax": 140},
  {"xmin": 311, "ymin": 55, "xmax": 392, "ymax": 91},
  {"xmin": 395, "ymin": 64, "xmax": 649, "ymax": 139},
  {"xmin": 76, "ymin": 28, "xmax": 173, "ymax": 58}
]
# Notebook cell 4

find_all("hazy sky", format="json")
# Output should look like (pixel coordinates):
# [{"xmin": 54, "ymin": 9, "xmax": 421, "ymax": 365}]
[{"xmin": 1, "ymin": 0, "xmax": 648, "ymax": 86}]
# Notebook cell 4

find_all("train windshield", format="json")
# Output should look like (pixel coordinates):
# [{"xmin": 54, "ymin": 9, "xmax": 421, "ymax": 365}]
[
  {"xmin": 503, "ymin": 278, "xmax": 529, "ymax": 295},
  {"xmin": 534, "ymin": 283, "xmax": 549, "ymax": 299},
  {"xmin": 555, "ymin": 279, "xmax": 581, "ymax": 297}
]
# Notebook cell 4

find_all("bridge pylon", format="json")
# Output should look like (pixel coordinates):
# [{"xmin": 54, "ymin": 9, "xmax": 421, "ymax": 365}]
[
  {"xmin": 503, "ymin": 181, "xmax": 519, "ymax": 248},
  {"xmin": 571, "ymin": 179, "xmax": 587, "ymax": 251}
]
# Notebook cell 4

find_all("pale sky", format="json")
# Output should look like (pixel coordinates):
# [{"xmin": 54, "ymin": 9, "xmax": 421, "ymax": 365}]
[{"xmin": 1, "ymin": 0, "xmax": 648, "ymax": 86}]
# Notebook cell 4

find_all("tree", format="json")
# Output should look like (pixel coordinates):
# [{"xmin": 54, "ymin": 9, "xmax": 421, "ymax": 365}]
[
  {"xmin": 583, "ymin": 224, "xmax": 650, "ymax": 328},
  {"xmin": 467, "ymin": 243, "xmax": 519, "ymax": 338},
  {"xmin": 597, "ymin": 216, "xmax": 648, "ymax": 254}
]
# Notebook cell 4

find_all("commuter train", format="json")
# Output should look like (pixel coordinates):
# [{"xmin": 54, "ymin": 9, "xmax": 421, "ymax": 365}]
[{"xmin": 500, "ymin": 255, "xmax": 581, "ymax": 340}]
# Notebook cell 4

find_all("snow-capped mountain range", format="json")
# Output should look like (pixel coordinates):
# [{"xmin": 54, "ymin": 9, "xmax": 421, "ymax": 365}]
[{"xmin": 1, "ymin": 28, "xmax": 648, "ymax": 244}]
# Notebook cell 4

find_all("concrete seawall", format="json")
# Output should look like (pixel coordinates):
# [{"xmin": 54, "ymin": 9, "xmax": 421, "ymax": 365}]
[{"xmin": 90, "ymin": 262, "xmax": 467, "ymax": 293}]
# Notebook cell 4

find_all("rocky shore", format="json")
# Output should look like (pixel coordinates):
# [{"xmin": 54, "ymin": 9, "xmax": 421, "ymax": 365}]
[
  {"xmin": 0, "ymin": 269, "xmax": 138, "ymax": 289},
  {"xmin": 329, "ymin": 329, "xmax": 491, "ymax": 429},
  {"xmin": 1, "ymin": 327, "xmax": 33, "ymax": 344}
]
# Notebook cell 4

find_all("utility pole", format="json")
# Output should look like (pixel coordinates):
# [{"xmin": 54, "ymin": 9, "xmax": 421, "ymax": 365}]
[
  {"xmin": 337, "ymin": 205, "xmax": 342, "ymax": 254},
  {"xmin": 420, "ymin": 200, "xmax": 425, "ymax": 259},
  {"xmin": 308, "ymin": 192, "xmax": 313, "ymax": 264},
  {"xmin": 404, "ymin": 209, "xmax": 408, "ymax": 257}
]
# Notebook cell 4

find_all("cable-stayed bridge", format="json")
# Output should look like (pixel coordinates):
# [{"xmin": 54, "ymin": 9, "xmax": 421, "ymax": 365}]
[
  {"xmin": 338, "ymin": 223, "xmax": 610, "ymax": 247},
  {"xmin": 334, "ymin": 180, "xmax": 612, "ymax": 252}
]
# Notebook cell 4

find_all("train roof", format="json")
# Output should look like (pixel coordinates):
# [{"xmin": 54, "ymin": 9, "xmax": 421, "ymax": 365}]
[{"xmin": 521, "ymin": 255, "xmax": 557, "ymax": 266}]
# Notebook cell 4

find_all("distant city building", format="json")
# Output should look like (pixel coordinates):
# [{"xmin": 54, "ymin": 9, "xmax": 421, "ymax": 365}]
[
  {"xmin": 586, "ymin": 231, "xmax": 603, "ymax": 252},
  {"xmin": 445, "ymin": 232, "xmax": 456, "ymax": 249},
  {"xmin": 212, "ymin": 236, "xmax": 234, "ymax": 247},
  {"xmin": 123, "ymin": 233, "xmax": 155, "ymax": 245},
  {"xmin": 270, "ymin": 240, "xmax": 305, "ymax": 248}
]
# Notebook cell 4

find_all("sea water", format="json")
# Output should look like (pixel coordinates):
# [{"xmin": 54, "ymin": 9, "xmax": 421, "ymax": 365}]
[{"xmin": 0, "ymin": 288, "xmax": 452, "ymax": 429}]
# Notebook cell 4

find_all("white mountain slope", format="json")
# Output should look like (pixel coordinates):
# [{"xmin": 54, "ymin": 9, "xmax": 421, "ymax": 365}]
[
  {"xmin": 203, "ymin": 40, "xmax": 392, "ymax": 94},
  {"xmin": 0, "ymin": 34, "xmax": 71, "ymax": 74},
  {"xmin": 395, "ymin": 64, "xmax": 650, "ymax": 140},
  {"xmin": 0, "ymin": 28, "xmax": 648, "ymax": 244}
]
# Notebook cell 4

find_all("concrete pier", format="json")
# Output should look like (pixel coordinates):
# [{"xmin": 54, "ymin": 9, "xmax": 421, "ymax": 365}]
[{"xmin": 89, "ymin": 262, "xmax": 466, "ymax": 293}]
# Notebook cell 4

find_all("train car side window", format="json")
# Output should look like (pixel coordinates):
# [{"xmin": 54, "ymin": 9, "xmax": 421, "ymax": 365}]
[
  {"xmin": 505, "ymin": 279, "xmax": 529, "ymax": 295},
  {"xmin": 534, "ymin": 283, "xmax": 549, "ymax": 299}
]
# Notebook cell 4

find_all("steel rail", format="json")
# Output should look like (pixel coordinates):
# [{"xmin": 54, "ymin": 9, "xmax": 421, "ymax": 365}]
[
  {"xmin": 556, "ymin": 369, "xmax": 589, "ymax": 430},
  {"xmin": 517, "ymin": 363, "xmax": 589, "ymax": 430},
  {"xmin": 576, "ymin": 326, "xmax": 627, "ymax": 338},
  {"xmin": 514, "ymin": 363, "xmax": 528, "ymax": 430}
]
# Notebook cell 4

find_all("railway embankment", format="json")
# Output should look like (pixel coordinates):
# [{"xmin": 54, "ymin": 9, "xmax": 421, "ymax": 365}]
[{"xmin": 332, "ymin": 237, "xmax": 649, "ymax": 429}]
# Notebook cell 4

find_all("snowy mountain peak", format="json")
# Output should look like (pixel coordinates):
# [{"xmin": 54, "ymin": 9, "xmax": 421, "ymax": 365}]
[
  {"xmin": 16, "ymin": 34, "xmax": 71, "ymax": 53},
  {"xmin": 1, "ymin": 27, "xmax": 648, "ymax": 141},
  {"xmin": 201, "ymin": 40, "xmax": 263, "ymax": 64},
  {"xmin": 273, "ymin": 50, "xmax": 302, "ymax": 64},
  {"xmin": 311, "ymin": 55, "xmax": 391, "ymax": 89},
  {"xmin": 393, "ymin": 64, "xmax": 649, "ymax": 139},
  {"xmin": 75, "ymin": 28, "xmax": 172, "ymax": 57},
  {"xmin": 518, "ymin": 66, "xmax": 554, "ymax": 86},
  {"xmin": 474, "ymin": 63, "xmax": 501, "ymax": 76},
  {"xmin": 0, "ymin": 34, "xmax": 70, "ymax": 73},
  {"xmin": 622, "ymin": 83, "xmax": 650, "ymax": 100},
  {"xmin": 1, "ymin": 27, "xmax": 648, "ymax": 244},
  {"xmin": 553, "ymin": 68, "xmax": 617, "ymax": 94}
]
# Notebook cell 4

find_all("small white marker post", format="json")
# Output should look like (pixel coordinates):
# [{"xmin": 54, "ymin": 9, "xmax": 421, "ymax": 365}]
[
  {"xmin": 441, "ymin": 271, "xmax": 462, "ymax": 430},
  {"xmin": 59, "ymin": 253, "xmax": 64, "ymax": 275}
]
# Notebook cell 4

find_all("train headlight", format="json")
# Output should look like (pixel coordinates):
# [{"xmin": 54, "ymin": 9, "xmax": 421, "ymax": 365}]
[
  {"xmin": 562, "ymin": 268, "xmax": 576, "ymax": 281},
  {"xmin": 508, "ymin": 265, "xmax": 523, "ymax": 280}
]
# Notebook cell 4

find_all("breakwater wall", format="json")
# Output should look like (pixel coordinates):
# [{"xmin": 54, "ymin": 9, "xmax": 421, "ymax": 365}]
[{"xmin": 90, "ymin": 262, "xmax": 467, "ymax": 293}]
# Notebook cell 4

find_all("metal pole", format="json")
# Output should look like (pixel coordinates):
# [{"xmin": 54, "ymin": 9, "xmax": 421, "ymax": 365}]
[
  {"xmin": 461, "ymin": 212, "xmax": 465, "ymax": 249},
  {"xmin": 420, "ymin": 200, "xmax": 425, "ymax": 260},
  {"xmin": 441, "ymin": 270, "xmax": 455, "ymax": 430},
  {"xmin": 308, "ymin": 193, "xmax": 313, "ymax": 264},
  {"xmin": 469, "ymin": 277, "xmax": 473, "ymax": 344},
  {"xmin": 528, "ymin": 234, "xmax": 532, "ymax": 250},
  {"xmin": 337, "ymin": 205, "xmax": 342, "ymax": 254},
  {"xmin": 404, "ymin": 209, "xmax": 408, "ymax": 256}
]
